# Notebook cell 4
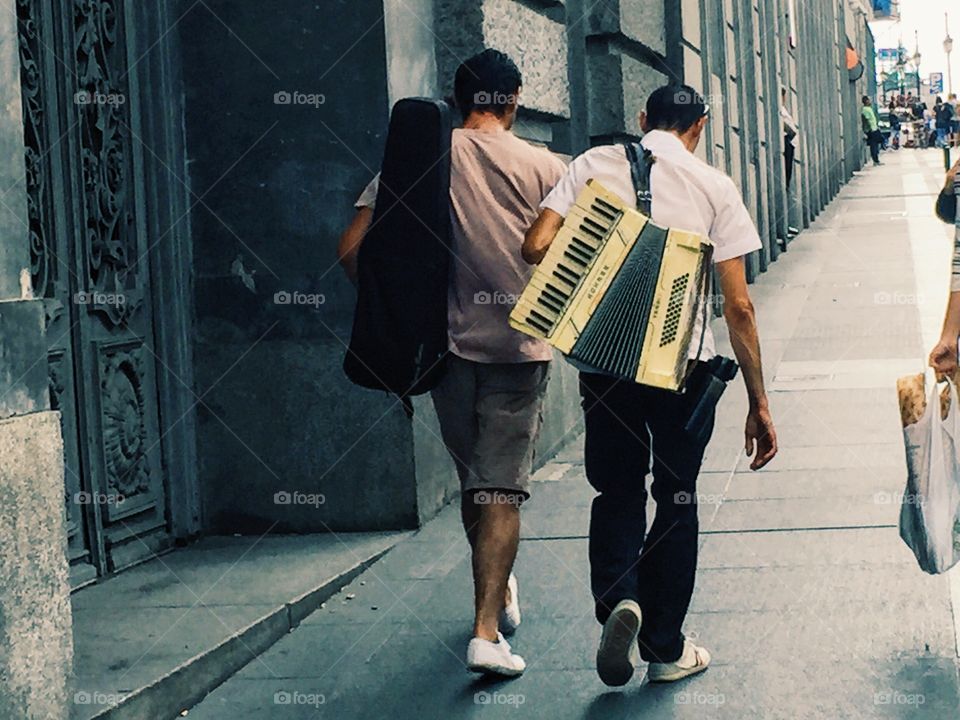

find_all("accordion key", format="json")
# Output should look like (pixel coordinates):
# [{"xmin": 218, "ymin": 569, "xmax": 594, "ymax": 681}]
[{"xmin": 510, "ymin": 180, "xmax": 713, "ymax": 391}]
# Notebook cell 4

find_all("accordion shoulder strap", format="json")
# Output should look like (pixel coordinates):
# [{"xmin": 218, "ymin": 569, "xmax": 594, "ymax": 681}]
[{"xmin": 623, "ymin": 141, "xmax": 654, "ymax": 215}]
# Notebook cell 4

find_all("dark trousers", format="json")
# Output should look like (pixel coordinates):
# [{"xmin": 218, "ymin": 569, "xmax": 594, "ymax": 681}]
[
  {"xmin": 579, "ymin": 368, "xmax": 715, "ymax": 664},
  {"xmin": 866, "ymin": 130, "xmax": 882, "ymax": 163},
  {"xmin": 784, "ymin": 140, "xmax": 795, "ymax": 189}
]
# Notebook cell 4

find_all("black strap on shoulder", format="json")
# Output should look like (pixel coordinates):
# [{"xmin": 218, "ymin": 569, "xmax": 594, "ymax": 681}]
[{"xmin": 623, "ymin": 142, "xmax": 654, "ymax": 215}]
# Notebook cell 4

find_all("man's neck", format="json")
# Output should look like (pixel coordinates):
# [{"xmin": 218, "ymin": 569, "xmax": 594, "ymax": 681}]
[
  {"xmin": 463, "ymin": 112, "xmax": 509, "ymax": 131},
  {"xmin": 661, "ymin": 128, "xmax": 699, "ymax": 153}
]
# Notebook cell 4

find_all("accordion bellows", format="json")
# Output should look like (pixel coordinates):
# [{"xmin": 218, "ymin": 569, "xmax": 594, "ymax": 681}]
[{"xmin": 510, "ymin": 180, "xmax": 713, "ymax": 391}]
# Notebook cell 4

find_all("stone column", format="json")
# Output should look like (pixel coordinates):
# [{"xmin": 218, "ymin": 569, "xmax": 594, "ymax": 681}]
[{"xmin": 0, "ymin": 2, "xmax": 71, "ymax": 718}]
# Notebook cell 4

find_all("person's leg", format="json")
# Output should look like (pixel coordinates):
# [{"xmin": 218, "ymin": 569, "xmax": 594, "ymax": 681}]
[
  {"xmin": 431, "ymin": 356, "xmax": 481, "ymax": 546},
  {"xmin": 467, "ymin": 494, "xmax": 520, "ymax": 640},
  {"xmin": 869, "ymin": 132, "xmax": 881, "ymax": 163},
  {"xmin": 578, "ymin": 373, "xmax": 650, "ymax": 624},
  {"xmin": 468, "ymin": 361, "xmax": 549, "ymax": 642},
  {"xmin": 634, "ymin": 365, "xmax": 716, "ymax": 664},
  {"xmin": 784, "ymin": 143, "xmax": 794, "ymax": 190}
]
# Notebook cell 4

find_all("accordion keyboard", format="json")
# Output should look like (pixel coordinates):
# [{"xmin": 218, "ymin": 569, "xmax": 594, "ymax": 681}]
[{"xmin": 513, "ymin": 182, "xmax": 646, "ymax": 340}]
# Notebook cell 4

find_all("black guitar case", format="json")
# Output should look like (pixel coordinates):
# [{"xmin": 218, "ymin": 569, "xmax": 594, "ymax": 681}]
[{"xmin": 343, "ymin": 98, "xmax": 453, "ymax": 406}]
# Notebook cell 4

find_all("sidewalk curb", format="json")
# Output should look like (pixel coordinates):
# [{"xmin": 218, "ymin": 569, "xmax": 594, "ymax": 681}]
[{"xmin": 87, "ymin": 545, "xmax": 395, "ymax": 720}]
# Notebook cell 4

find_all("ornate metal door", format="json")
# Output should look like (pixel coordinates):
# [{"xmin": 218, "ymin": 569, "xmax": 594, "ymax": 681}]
[{"xmin": 18, "ymin": 0, "xmax": 179, "ymax": 581}]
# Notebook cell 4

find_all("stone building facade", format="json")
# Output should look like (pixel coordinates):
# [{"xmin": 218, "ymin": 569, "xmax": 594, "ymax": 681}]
[{"xmin": 0, "ymin": 1, "xmax": 874, "ymax": 716}]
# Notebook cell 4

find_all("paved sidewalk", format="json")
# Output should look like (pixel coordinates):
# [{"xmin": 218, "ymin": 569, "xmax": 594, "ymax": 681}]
[
  {"xmin": 186, "ymin": 148, "xmax": 960, "ymax": 719},
  {"xmin": 69, "ymin": 533, "xmax": 406, "ymax": 720}
]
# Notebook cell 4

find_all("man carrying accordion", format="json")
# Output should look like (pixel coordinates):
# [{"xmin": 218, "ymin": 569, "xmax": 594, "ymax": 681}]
[{"xmin": 521, "ymin": 84, "xmax": 778, "ymax": 687}]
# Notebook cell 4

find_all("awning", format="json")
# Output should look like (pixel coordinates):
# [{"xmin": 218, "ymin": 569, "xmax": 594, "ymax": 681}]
[
  {"xmin": 846, "ymin": 38, "xmax": 864, "ymax": 81},
  {"xmin": 846, "ymin": 39, "xmax": 860, "ymax": 70}
]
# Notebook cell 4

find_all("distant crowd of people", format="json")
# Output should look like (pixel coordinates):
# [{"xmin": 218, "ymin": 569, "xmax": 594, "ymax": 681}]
[{"xmin": 880, "ymin": 92, "xmax": 959, "ymax": 150}]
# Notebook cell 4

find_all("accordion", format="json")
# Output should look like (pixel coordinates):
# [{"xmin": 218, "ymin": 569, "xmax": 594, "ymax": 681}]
[{"xmin": 510, "ymin": 179, "xmax": 713, "ymax": 391}]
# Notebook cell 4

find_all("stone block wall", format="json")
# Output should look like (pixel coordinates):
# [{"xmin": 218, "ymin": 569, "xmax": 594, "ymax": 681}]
[{"xmin": 0, "ymin": 0, "xmax": 72, "ymax": 714}]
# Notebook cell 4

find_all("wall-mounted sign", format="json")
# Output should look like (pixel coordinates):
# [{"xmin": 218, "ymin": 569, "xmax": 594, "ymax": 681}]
[{"xmin": 872, "ymin": 0, "xmax": 900, "ymax": 20}]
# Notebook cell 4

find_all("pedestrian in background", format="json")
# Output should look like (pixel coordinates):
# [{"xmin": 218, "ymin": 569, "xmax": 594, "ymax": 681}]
[
  {"xmin": 888, "ymin": 102, "xmax": 901, "ymax": 150},
  {"xmin": 861, "ymin": 96, "xmax": 882, "ymax": 166},
  {"xmin": 781, "ymin": 87, "xmax": 800, "ymax": 238},
  {"xmin": 781, "ymin": 87, "xmax": 798, "ymax": 190},
  {"xmin": 934, "ymin": 97, "xmax": 954, "ymax": 149},
  {"xmin": 950, "ymin": 94, "xmax": 960, "ymax": 148}
]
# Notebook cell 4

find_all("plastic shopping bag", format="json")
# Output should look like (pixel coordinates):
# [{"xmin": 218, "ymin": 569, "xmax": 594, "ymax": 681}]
[{"xmin": 898, "ymin": 375, "xmax": 960, "ymax": 574}]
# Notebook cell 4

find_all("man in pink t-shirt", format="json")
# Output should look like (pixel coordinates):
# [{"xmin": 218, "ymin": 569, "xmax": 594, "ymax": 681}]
[{"xmin": 338, "ymin": 49, "xmax": 565, "ymax": 678}]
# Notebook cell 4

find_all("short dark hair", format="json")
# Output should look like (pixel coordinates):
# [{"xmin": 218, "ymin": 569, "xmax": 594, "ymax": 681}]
[
  {"xmin": 454, "ymin": 49, "xmax": 522, "ymax": 121},
  {"xmin": 862, "ymin": 95, "xmax": 871, "ymax": 104},
  {"xmin": 645, "ymin": 84, "xmax": 707, "ymax": 133}
]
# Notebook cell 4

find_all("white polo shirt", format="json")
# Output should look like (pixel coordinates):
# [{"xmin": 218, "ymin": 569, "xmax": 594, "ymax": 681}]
[{"xmin": 540, "ymin": 129, "xmax": 762, "ymax": 362}]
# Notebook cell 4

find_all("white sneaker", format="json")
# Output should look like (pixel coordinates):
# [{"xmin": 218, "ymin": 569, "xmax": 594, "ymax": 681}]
[
  {"xmin": 500, "ymin": 574, "xmax": 521, "ymax": 635},
  {"xmin": 466, "ymin": 632, "xmax": 526, "ymax": 677},
  {"xmin": 647, "ymin": 638, "xmax": 711, "ymax": 683},
  {"xmin": 596, "ymin": 599, "xmax": 642, "ymax": 687}
]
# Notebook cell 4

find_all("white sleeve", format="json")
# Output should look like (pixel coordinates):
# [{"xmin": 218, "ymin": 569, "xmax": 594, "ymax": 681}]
[
  {"xmin": 540, "ymin": 154, "xmax": 587, "ymax": 217},
  {"xmin": 710, "ymin": 177, "xmax": 763, "ymax": 263},
  {"xmin": 354, "ymin": 174, "xmax": 380, "ymax": 209}
]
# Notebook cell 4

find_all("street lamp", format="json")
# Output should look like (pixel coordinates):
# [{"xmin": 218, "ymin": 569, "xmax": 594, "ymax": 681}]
[
  {"xmin": 913, "ymin": 31, "xmax": 922, "ymax": 97},
  {"xmin": 946, "ymin": 12, "xmax": 954, "ymax": 96},
  {"xmin": 896, "ymin": 43, "xmax": 907, "ymax": 98}
]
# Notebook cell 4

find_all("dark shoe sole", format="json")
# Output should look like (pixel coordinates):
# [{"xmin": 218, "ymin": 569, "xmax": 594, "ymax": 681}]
[{"xmin": 596, "ymin": 603, "xmax": 641, "ymax": 687}]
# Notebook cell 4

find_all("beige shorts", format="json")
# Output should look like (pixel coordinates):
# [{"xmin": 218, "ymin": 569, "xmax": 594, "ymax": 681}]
[{"xmin": 431, "ymin": 355, "xmax": 550, "ymax": 500}]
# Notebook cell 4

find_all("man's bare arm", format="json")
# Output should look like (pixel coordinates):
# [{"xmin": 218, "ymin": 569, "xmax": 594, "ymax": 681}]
[
  {"xmin": 717, "ymin": 256, "xmax": 777, "ymax": 470},
  {"xmin": 337, "ymin": 207, "xmax": 374, "ymax": 284},
  {"xmin": 522, "ymin": 208, "xmax": 564, "ymax": 265}
]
